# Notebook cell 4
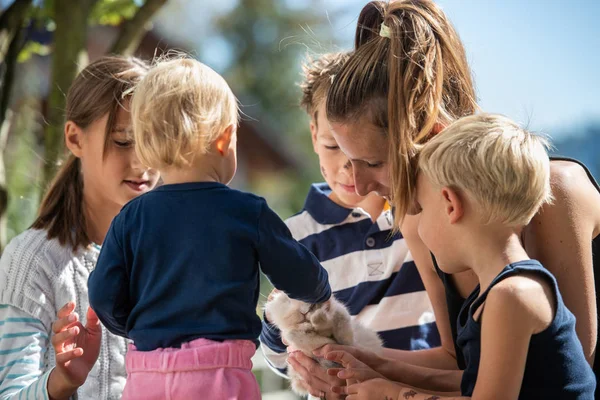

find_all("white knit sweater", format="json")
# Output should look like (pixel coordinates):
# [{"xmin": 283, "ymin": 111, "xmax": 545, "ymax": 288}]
[{"xmin": 0, "ymin": 228, "xmax": 127, "ymax": 399}]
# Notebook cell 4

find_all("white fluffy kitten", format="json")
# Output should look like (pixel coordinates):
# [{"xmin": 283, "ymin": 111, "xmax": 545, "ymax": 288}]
[{"xmin": 265, "ymin": 292, "xmax": 383, "ymax": 396}]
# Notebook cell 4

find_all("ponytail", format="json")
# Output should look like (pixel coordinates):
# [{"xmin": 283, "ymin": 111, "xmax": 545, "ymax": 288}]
[
  {"xmin": 327, "ymin": 0, "xmax": 478, "ymax": 223},
  {"xmin": 31, "ymin": 155, "xmax": 87, "ymax": 250}
]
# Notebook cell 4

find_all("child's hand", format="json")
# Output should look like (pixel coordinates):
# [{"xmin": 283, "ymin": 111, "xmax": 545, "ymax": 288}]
[
  {"xmin": 325, "ymin": 349, "xmax": 386, "ymax": 392},
  {"xmin": 48, "ymin": 302, "xmax": 102, "ymax": 398},
  {"xmin": 342, "ymin": 378, "xmax": 403, "ymax": 400},
  {"xmin": 315, "ymin": 343, "xmax": 387, "ymax": 371}
]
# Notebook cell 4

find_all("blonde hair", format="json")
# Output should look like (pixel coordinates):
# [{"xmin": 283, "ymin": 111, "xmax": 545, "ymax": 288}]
[
  {"xmin": 300, "ymin": 52, "xmax": 351, "ymax": 120},
  {"xmin": 32, "ymin": 56, "xmax": 149, "ymax": 250},
  {"xmin": 131, "ymin": 56, "xmax": 238, "ymax": 169},
  {"xmin": 418, "ymin": 113, "xmax": 552, "ymax": 227},
  {"xmin": 326, "ymin": 0, "xmax": 479, "ymax": 223}
]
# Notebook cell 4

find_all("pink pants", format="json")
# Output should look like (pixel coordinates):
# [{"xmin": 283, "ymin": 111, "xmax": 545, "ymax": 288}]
[{"xmin": 121, "ymin": 338, "xmax": 261, "ymax": 400}]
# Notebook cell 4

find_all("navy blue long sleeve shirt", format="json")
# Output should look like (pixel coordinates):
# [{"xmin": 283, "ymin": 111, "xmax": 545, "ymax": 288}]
[{"xmin": 88, "ymin": 182, "xmax": 331, "ymax": 351}]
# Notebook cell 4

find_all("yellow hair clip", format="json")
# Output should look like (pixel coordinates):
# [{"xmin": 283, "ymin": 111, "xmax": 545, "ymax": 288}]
[{"xmin": 379, "ymin": 22, "xmax": 391, "ymax": 39}]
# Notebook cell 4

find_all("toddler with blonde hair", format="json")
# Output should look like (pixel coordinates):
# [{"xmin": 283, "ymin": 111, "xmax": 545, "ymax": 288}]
[{"xmin": 88, "ymin": 57, "xmax": 331, "ymax": 400}]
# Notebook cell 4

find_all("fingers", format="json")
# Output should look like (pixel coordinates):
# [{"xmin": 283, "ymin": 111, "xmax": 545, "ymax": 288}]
[
  {"xmin": 346, "ymin": 383, "xmax": 360, "ymax": 395},
  {"xmin": 331, "ymin": 385, "xmax": 350, "ymax": 395},
  {"xmin": 52, "ymin": 311, "xmax": 79, "ymax": 335},
  {"xmin": 51, "ymin": 326, "xmax": 80, "ymax": 353},
  {"xmin": 327, "ymin": 367, "xmax": 344, "ymax": 377},
  {"xmin": 336, "ymin": 368, "xmax": 357, "ymax": 380},
  {"xmin": 287, "ymin": 354, "xmax": 330, "ymax": 393},
  {"xmin": 324, "ymin": 350, "xmax": 359, "ymax": 367},
  {"xmin": 335, "ymin": 367, "xmax": 376, "ymax": 381},
  {"xmin": 55, "ymin": 347, "xmax": 84, "ymax": 365},
  {"xmin": 332, "ymin": 382, "xmax": 360, "ymax": 396},
  {"xmin": 313, "ymin": 343, "xmax": 352, "ymax": 357},
  {"xmin": 85, "ymin": 307, "xmax": 101, "ymax": 333},
  {"xmin": 57, "ymin": 302, "xmax": 76, "ymax": 319}
]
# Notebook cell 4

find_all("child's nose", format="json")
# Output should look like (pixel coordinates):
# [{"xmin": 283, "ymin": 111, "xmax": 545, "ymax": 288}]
[{"xmin": 130, "ymin": 150, "xmax": 146, "ymax": 171}]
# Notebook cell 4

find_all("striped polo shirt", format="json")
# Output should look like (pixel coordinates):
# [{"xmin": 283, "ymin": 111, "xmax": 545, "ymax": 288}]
[{"xmin": 260, "ymin": 183, "xmax": 440, "ymax": 374}]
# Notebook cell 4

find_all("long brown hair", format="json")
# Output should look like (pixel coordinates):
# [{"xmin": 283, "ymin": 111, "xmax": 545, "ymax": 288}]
[
  {"xmin": 326, "ymin": 0, "xmax": 478, "ymax": 222},
  {"xmin": 32, "ymin": 56, "xmax": 149, "ymax": 251}
]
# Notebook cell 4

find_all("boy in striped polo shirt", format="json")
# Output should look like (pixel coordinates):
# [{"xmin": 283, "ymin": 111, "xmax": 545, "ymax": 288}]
[{"xmin": 259, "ymin": 52, "xmax": 440, "ymax": 379}]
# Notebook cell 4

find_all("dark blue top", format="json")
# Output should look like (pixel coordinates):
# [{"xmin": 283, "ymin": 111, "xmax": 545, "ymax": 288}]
[
  {"xmin": 458, "ymin": 260, "xmax": 595, "ymax": 398},
  {"xmin": 260, "ymin": 183, "xmax": 440, "ymax": 375},
  {"xmin": 88, "ymin": 182, "xmax": 331, "ymax": 351},
  {"xmin": 434, "ymin": 157, "xmax": 600, "ymax": 391}
]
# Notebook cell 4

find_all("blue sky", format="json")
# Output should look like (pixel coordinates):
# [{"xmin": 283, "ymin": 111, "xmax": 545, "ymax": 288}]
[
  {"xmin": 156, "ymin": 0, "xmax": 599, "ymax": 138},
  {"xmin": 323, "ymin": 0, "xmax": 600, "ymax": 138}
]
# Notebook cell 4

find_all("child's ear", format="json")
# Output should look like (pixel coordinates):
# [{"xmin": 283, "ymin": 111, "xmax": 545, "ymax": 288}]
[
  {"xmin": 65, "ymin": 121, "xmax": 84, "ymax": 158},
  {"xmin": 441, "ymin": 186, "xmax": 463, "ymax": 224},
  {"xmin": 215, "ymin": 125, "xmax": 235, "ymax": 156}
]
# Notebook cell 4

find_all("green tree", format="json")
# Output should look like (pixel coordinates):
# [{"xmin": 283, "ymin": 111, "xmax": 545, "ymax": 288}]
[
  {"xmin": 211, "ymin": 0, "xmax": 338, "ymax": 216},
  {"xmin": 44, "ymin": 0, "xmax": 167, "ymax": 185},
  {"xmin": 0, "ymin": 0, "xmax": 167, "ymax": 251}
]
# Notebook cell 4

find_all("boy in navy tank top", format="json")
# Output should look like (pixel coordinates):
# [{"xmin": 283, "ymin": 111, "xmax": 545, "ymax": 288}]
[{"xmin": 329, "ymin": 113, "xmax": 595, "ymax": 399}]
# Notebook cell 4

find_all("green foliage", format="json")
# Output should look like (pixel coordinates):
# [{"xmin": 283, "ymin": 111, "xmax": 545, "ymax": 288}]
[
  {"xmin": 213, "ymin": 0, "xmax": 336, "ymax": 159},
  {"xmin": 17, "ymin": 40, "xmax": 50, "ymax": 62},
  {"xmin": 5, "ymin": 99, "xmax": 43, "ymax": 240},
  {"xmin": 4, "ymin": 0, "xmax": 159, "ymax": 242},
  {"xmin": 15, "ymin": 0, "xmax": 142, "ymax": 64},
  {"xmin": 89, "ymin": 0, "xmax": 138, "ymax": 26}
]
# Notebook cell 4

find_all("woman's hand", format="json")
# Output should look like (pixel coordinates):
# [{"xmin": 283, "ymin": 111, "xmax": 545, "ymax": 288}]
[
  {"xmin": 47, "ymin": 302, "xmax": 102, "ymax": 400},
  {"xmin": 287, "ymin": 351, "xmax": 346, "ymax": 399}
]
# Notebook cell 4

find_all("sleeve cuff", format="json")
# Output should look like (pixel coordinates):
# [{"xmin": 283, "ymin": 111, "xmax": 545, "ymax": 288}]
[
  {"xmin": 36, "ymin": 369, "xmax": 52, "ymax": 400},
  {"xmin": 259, "ymin": 317, "xmax": 287, "ymax": 354},
  {"xmin": 260, "ymin": 341, "xmax": 289, "ymax": 379}
]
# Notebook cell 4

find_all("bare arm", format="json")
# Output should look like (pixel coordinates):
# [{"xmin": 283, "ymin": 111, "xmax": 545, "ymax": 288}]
[
  {"xmin": 309, "ymin": 214, "xmax": 465, "ymax": 393},
  {"xmin": 335, "ymin": 276, "xmax": 552, "ymax": 400},
  {"xmin": 320, "ymin": 346, "xmax": 463, "ymax": 393},
  {"xmin": 525, "ymin": 161, "xmax": 600, "ymax": 365},
  {"xmin": 391, "ymin": 214, "xmax": 459, "ymax": 370},
  {"xmin": 286, "ymin": 214, "xmax": 466, "ymax": 397}
]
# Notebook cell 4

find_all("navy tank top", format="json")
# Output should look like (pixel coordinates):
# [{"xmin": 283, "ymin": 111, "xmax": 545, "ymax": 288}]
[
  {"xmin": 433, "ymin": 157, "xmax": 600, "ymax": 384},
  {"xmin": 457, "ymin": 260, "xmax": 595, "ymax": 398}
]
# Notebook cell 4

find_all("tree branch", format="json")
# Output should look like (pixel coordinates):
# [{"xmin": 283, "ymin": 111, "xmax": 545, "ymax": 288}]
[
  {"xmin": 0, "ymin": 0, "xmax": 33, "ymax": 62},
  {"xmin": 109, "ymin": 0, "xmax": 167, "ymax": 56},
  {"xmin": 0, "ymin": 22, "xmax": 25, "ymax": 127},
  {"xmin": 43, "ymin": 0, "xmax": 98, "ymax": 185}
]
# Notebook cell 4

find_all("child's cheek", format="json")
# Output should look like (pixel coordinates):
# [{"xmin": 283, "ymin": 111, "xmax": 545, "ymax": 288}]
[{"xmin": 321, "ymin": 166, "xmax": 328, "ymax": 179}]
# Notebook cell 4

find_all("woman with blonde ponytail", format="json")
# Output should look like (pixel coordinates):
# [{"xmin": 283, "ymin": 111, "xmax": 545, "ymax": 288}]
[
  {"xmin": 0, "ymin": 56, "xmax": 160, "ymax": 399},
  {"xmin": 290, "ymin": 1, "xmax": 600, "ymax": 398}
]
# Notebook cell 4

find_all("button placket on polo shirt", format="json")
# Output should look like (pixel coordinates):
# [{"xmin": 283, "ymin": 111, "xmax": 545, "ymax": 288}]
[{"xmin": 364, "ymin": 223, "xmax": 384, "ymax": 278}]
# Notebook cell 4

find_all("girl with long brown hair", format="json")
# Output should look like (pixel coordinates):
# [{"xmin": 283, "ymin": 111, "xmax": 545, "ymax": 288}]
[{"xmin": 0, "ymin": 56, "xmax": 159, "ymax": 399}]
